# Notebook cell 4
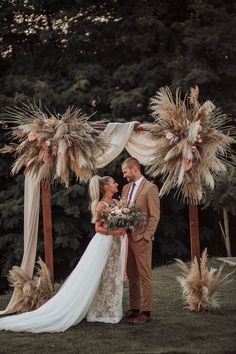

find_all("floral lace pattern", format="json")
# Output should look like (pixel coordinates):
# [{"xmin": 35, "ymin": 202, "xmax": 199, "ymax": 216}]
[{"xmin": 87, "ymin": 236, "xmax": 123, "ymax": 323}]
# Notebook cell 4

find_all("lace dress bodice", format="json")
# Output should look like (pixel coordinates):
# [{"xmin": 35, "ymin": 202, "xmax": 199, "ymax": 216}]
[{"xmin": 87, "ymin": 199, "xmax": 124, "ymax": 323}]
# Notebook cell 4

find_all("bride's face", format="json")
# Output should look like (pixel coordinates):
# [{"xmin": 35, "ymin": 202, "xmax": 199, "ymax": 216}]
[{"xmin": 106, "ymin": 178, "xmax": 118, "ymax": 194}]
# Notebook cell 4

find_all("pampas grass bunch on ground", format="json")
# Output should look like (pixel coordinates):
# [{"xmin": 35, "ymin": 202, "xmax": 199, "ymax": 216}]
[
  {"xmin": 175, "ymin": 249, "xmax": 233, "ymax": 311},
  {"xmin": 7, "ymin": 258, "xmax": 53, "ymax": 313}
]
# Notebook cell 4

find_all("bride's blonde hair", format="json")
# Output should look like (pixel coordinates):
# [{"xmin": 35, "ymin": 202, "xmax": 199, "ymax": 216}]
[{"xmin": 89, "ymin": 175, "xmax": 111, "ymax": 223}]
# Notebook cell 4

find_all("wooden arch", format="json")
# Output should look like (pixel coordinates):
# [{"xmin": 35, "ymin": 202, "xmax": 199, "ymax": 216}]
[{"xmin": 41, "ymin": 122, "xmax": 200, "ymax": 282}]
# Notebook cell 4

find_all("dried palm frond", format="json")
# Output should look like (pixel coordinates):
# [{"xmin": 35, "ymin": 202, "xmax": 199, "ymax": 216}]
[
  {"xmin": 175, "ymin": 248, "xmax": 233, "ymax": 311},
  {"xmin": 146, "ymin": 86, "xmax": 235, "ymax": 204},
  {"xmin": 0, "ymin": 102, "xmax": 109, "ymax": 186},
  {"xmin": 32, "ymin": 258, "xmax": 53, "ymax": 309},
  {"xmin": 6, "ymin": 258, "xmax": 53, "ymax": 313}
]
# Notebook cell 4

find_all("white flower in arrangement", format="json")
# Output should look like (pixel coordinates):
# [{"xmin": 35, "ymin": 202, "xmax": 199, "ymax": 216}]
[
  {"xmin": 111, "ymin": 207, "xmax": 122, "ymax": 215},
  {"xmin": 45, "ymin": 140, "xmax": 51, "ymax": 147}
]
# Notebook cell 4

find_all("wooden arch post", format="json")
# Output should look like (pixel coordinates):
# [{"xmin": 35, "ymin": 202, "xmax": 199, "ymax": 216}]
[
  {"xmin": 41, "ymin": 181, "xmax": 54, "ymax": 283},
  {"xmin": 135, "ymin": 123, "xmax": 201, "ymax": 262},
  {"xmin": 189, "ymin": 204, "xmax": 200, "ymax": 262}
]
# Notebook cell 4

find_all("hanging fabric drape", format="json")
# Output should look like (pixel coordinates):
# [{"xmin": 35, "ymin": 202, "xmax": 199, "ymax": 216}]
[
  {"xmin": 96, "ymin": 122, "xmax": 136, "ymax": 168},
  {"xmin": 1, "ymin": 122, "xmax": 157, "ymax": 313},
  {"xmin": 96, "ymin": 122, "xmax": 156, "ymax": 167},
  {"xmin": 0, "ymin": 175, "xmax": 40, "ymax": 314}
]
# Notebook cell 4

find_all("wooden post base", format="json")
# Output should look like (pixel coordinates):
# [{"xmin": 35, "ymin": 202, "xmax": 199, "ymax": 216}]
[
  {"xmin": 189, "ymin": 204, "xmax": 201, "ymax": 262},
  {"xmin": 41, "ymin": 181, "xmax": 54, "ymax": 283}
]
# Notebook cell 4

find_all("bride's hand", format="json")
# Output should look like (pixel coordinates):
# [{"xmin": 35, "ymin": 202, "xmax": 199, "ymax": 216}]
[{"xmin": 114, "ymin": 228, "xmax": 126, "ymax": 236}]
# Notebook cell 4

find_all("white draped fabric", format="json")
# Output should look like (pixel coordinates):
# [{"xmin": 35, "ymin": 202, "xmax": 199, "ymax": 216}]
[
  {"xmin": 96, "ymin": 122, "xmax": 137, "ymax": 168},
  {"xmin": 0, "ymin": 175, "xmax": 40, "ymax": 315},
  {"xmin": 96, "ymin": 122, "xmax": 156, "ymax": 167},
  {"xmin": 0, "ymin": 122, "xmax": 156, "ymax": 314}
]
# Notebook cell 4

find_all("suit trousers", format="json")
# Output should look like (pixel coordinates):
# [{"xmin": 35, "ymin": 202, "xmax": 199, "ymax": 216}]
[{"xmin": 127, "ymin": 236, "xmax": 153, "ymax": 311}]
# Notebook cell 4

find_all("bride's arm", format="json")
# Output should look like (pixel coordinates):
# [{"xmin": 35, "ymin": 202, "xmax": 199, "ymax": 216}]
[
  {"xmin": 95, "ymin": 221, "xmax": 124, "ymax": 236},
  {"xmin": 95, "ymin": 202, "xmax": 125, "ymax": 236}
]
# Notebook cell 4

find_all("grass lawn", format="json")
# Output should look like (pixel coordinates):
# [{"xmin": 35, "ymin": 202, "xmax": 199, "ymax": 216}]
[{"xmin": 0, "ymin": 258, "xmax": 235, "ymax": 354}]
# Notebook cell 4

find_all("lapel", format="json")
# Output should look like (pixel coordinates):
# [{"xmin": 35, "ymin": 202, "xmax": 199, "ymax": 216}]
[{"xmin": 133, "ymin": 177, "xmax": 146, "ymax": 204}]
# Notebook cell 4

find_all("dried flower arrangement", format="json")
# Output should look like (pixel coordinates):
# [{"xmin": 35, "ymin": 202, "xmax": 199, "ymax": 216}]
[
  {"xmin": 0, "ymin": 102, "xmax": 109, "ymax": 186},
  {"xmin": 175, "ymin": 249, "xmax": 233, "ymax": 311},
  {"xmin": 7, "ymin": 258, "xmax": 53, "ymax": 313},
  {"xmin": 146, "ymin": 86, "xmax": 235, "ymax": 204}
]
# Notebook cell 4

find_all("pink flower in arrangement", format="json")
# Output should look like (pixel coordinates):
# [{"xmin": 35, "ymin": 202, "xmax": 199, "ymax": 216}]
[
  {"xmin": 42, "ymin": 141, "xmax": 51, "ymax": 150},
  {"xmin": 184, "ymin": 159, "xmax": 193, "ymax": 171},
  {"xmin": 166, "ymin": 132, "xmax": 174, "ymax": 140},
  {"xmin": 195, "ymin": 134, "xmax": 203, "ymax": 143},
  {"xmin": 52, "ymin": 146, "xmax": 58, "ymax": 155},
  {"xmin": 191, "ymin": 146, "xmax": 197, "ymax": 153},
  {"xmin": 46, "ymin": 118, "xmax": 55, "ymax": 125},
  {"xmin": 28, "ymin": 131, "xmax": 38, "ymax": 141},
  {"xmin": 122, "ymin": 207, "xmax": 131, "ymax": 214},
  {"xmin": 45, "ymin": 140, "xmax": 51, "ymax": 147}
]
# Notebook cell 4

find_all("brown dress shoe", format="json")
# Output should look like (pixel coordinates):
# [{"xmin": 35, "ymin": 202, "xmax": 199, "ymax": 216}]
[
  {"xmin": 123, "ymin": 309, "xmax": 140, "ymax": 320},
  {"xmin": 129, "ymin": 313, "xmax": 152, "ymax": 325}
]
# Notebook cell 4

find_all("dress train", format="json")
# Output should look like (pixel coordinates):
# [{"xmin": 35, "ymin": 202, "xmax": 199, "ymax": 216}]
[{"xmin": 0, "ymin": 232, "xmax": 127, "ymax": 333}]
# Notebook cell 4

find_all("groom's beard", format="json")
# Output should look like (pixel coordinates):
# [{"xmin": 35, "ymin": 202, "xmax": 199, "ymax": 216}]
[{"xmin": 126, "ymin": 176, "xmax": 134, "ymax": 182}]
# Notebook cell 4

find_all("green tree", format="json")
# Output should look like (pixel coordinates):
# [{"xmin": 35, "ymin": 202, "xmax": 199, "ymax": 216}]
[{"xmin": 203, "ymin": 163, "xmax": 236, "ymax": 257}]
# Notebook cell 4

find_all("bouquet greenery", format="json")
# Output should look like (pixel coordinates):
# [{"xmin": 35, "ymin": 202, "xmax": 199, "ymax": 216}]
[{"xmin": 100, "ymin": 199, "xmax": 146, "ymax": 230}]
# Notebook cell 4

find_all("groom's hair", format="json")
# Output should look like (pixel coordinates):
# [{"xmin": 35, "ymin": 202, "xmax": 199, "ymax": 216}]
[{"xmin": 122, "ymin": 157, "xmax": 141, "ymax": 170}]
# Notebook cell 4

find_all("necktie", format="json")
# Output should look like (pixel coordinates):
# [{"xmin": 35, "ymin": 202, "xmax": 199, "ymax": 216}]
[{"xmin": 127, "ymin": 182, "xmax": 136, "ymax": 205}]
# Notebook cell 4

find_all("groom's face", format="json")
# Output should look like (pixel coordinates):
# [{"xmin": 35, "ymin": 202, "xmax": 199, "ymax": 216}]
[{"xmin": 122, "ymin": 164, "xmax": 135, "ymax": 182}]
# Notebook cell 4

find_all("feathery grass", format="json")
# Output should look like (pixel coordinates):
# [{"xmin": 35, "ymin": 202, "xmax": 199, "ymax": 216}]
[
  {"xmin": 6, "ymin": 258, "xmax": 53, "ymax": 313},
  {"xmin": 146, "ymin": 86, "xmax": 235, "ymax": 204},
  {"xmin": 0, "ymin": 103, "xmax": 109, "ymax": 186},
  {"xmin": 176, "ymin": 249, "xmax": 234, "ymax": 311}
]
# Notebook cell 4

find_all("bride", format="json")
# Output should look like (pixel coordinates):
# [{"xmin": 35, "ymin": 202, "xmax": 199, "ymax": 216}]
[{"xmin": 0, "ymin": 175, "xmax": 127, "ymax": 333}]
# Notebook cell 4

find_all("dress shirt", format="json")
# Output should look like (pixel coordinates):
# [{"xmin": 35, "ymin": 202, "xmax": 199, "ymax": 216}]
[{"xmin": 127, "ymin": 176, "xmax": 144, "ymax": 205}]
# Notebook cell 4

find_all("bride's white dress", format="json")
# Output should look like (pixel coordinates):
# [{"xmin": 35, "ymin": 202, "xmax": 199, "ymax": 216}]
[{"xmin": 0, "ymin": 230, "xmax": 127, "ymax": 333}]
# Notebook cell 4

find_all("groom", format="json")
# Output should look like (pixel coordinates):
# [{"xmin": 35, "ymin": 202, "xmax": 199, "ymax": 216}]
[{"xmin": 121, "ymin": 157, "xmax": 160, "ymax": 324}]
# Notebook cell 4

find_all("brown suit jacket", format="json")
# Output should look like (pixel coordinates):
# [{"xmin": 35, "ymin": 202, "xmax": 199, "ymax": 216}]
[{"xmin": 121, "ymin": 178, "xmax": 160, "ymax": 242}]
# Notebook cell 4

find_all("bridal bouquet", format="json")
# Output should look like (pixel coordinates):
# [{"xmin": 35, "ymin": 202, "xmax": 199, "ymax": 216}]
[{"xmin": 100, "ymin": 200, "xmax": 146, "ymax": 230}]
